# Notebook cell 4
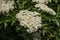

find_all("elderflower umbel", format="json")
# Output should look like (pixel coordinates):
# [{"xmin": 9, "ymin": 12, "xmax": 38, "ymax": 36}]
[
  {"xmin": 0, "ymin": 0, "xmax": 14, "ymax": 13},
  {"xmin": 16, "ymin": 10, "xmax": 42, "ymax": 33},
  {"xmin": 32, "ymin": 0, "xmax": 56, "ymax": 15},
  {"xmin": 32, "ymin": 0, "xmax": 52, "ymax": 4},
  {"xmin": 35, "ymin": 4, "xmax": 56, "ymax": 15}
]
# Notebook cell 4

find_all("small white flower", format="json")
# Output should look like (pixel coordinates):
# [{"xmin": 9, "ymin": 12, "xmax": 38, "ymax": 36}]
[
  {"xmin": 0, "ymin": 0, "xmax": 14, "ymax": 13},
  {"xmin": 16, "ymin": 10, "xmax": 42, "ymax": 33},
  {"xmin": 35, "ymin": 4, "xmax": 41, "ymax": 8}
]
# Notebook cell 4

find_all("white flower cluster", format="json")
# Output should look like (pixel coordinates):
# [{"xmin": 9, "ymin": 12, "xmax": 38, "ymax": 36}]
[
  {"xmin": 0, "ymin": 0, "xmax": 14, "ymax": 13},
  {"xmin": 32, "ymin": 0, "xmax": 56, "ymax": 15},
  {"xmin": 32, "ymin": 0, "xmax": 51, "ymax": 4},
  {"xmin": 16, "ymin": 10, "xmax": 42, "ymax": 33},
  {"xmin": 35, "ymin": 4, "xmax": 56, "ymax": 15}
]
